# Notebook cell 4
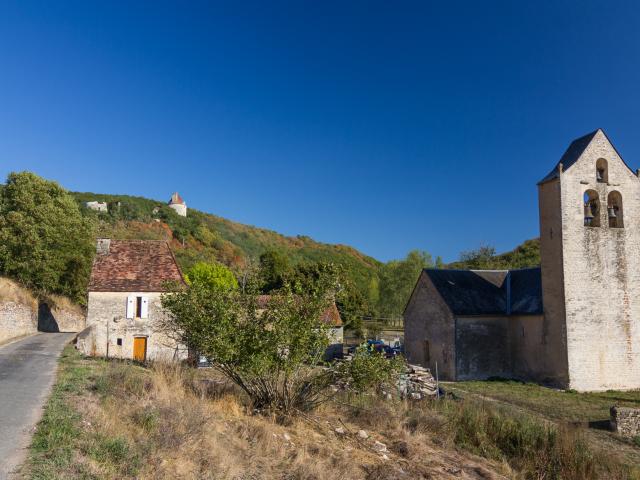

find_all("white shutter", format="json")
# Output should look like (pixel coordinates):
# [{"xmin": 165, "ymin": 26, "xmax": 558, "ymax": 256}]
[
  {"xmin": 140, "ymin": 296, "xmax": 149, "ymax": 319},
  {"xmin": 126, "ymin": 296, "xmax": 135, "ymax": 319}
]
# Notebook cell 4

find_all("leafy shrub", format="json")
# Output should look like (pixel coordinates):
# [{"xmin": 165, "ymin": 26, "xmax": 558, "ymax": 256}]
[
  {"xmin": 333, "ymin": 344, "xmax": 403, "ymax": 393},
  {"xmin": 185, "ymin": 261, "xmax": 238, "ymax": 291},
  {"xmin": 161, "ymin": 278, "xmax": 336, "ymax": 414},
  {"xmin": 0, "ymin": 172, "xmax": 95, "ymax": 302}
]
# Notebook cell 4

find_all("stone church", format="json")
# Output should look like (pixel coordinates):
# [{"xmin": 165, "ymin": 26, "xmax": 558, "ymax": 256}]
[{"xmin": 404, "ymin": 129, "xmax": 640, "ymax": 391}]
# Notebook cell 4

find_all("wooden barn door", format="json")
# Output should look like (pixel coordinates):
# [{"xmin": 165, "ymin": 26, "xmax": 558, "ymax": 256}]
[{"xmin": 133, "ymin": 337, "xmax": 147, "ymax": 362}]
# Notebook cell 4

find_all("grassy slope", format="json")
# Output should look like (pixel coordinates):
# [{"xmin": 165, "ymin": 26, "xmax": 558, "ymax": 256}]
[
  {"xmin": 26, "ymin": 348, "xmax": 640, "ymax": 480},
  {"xmin": 25, "ymin": 347, "xmax": 503, "ymax": 479}
]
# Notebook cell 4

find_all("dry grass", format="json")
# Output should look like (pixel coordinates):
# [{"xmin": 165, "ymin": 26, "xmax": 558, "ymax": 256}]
[
  {"xmin": 26, "ymin": 348, "xmax": 640, "ymax": 480},
  {"xmin": 27, "ymin": 348, "xmax": 507, "ymax": 480},
  {"xmin": 0, "ymin": 276, "xmax": 38, "ymax": 309}
]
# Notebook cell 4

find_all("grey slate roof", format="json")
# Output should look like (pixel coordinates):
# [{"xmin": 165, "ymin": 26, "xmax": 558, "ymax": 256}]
[
  {"xmin": 538, "ymin": 128, "xmax": 635, "ymax": 184},
  {"xmin": 538, "ymin": 130, "xmax": 599, "ymax": 184},
  {"xmin": 423, "ymin": 267, "xmax": 542, "ymax": 316}
]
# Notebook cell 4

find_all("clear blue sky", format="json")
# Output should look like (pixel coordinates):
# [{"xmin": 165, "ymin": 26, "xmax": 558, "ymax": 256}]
[{"xmin": 2, "ymin": 1, "xmax": 640, "ymax": 262}]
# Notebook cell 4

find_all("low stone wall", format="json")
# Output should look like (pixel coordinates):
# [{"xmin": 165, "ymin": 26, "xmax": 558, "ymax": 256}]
[
  {"xmin": 0, "ymin": 277, "xmax": 85, "ymax": 344},
  {"xmin": 610, "ymin": 406, "xmax": 640, "ymax": 439},
  {"xmin": 0, "ymin": 301, "xmax": 37, "ymax": 344},
  {"xmin": 38, "ymin": 300, "xmax": 86, "ymax": 333}
]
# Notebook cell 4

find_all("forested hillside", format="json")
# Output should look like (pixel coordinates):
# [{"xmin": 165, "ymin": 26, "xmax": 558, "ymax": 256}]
[
  {"xmin": 0, "ymin": 172, "xmax": 542, "ymax": 330},
  {"xmin": 71, "ymin": 191, "xmax": 382, "ymax": 307}
]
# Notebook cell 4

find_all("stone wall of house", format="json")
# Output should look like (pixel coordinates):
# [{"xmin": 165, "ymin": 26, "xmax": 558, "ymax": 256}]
[
  {"xmin": 79, "ymin": 291, "xmax": 186, "ymax": 361},
  {"xmin": 404, "ymin": 272, "xmax": 456, "ymax": 380},
  {"xmin": 554, "ymin": 131, "xmax": 640, "ymax": 391},
  {"xmin": 610, "ymin": 406, "xmax": 640, "ymax": 439}
]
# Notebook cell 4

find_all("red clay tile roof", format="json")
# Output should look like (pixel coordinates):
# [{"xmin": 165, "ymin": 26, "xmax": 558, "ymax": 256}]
[
  {"xmin": 256, "ymin": 295, "xmax": 343, "ymax": 327},
  {"xmin": 89, "ymin": 240, "xmax": 185, "ymax": 292},
  {"xmin": 168, "ymin": 192, "xmax": 185, "ymax": 205}
]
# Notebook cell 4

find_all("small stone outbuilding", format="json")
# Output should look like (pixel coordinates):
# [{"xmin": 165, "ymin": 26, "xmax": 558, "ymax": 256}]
[{"xmin": 78, "ymin": 239, "xmax": 186, "ymax": 362}]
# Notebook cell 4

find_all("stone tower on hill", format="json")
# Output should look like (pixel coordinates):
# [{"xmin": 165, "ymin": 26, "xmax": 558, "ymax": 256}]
[
  {"xmin": 168, "ymin": 192, "xmax": 187, "ymax": 217},
  {"xmin": 404, "ymin": 129, "xmax": 640, "ymax": 391}
]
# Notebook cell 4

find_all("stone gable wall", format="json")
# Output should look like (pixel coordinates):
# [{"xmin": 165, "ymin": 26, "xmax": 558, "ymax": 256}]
[{"xmin": 404, "ymin": 272, "xmax": 456, "ymax": 380}]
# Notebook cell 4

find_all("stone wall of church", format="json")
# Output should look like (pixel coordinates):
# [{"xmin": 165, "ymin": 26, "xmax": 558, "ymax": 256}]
[
  {"xmin": 556, "ymin": 131, "xmax": 640, "ymax": 391},
  {"xmin": 538, "ymin": 179, "xmax": 571, "ymax": 387},
  {"xmin": 455, "ymin": 316, "xmax": 510, "ymax": 380},
  {"xmin": 404, "ymin": 272, "xmax": 456, "ymax": 380}
]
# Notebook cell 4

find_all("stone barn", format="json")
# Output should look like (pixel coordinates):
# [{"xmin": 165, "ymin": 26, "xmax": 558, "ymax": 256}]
[
  {"xmin": 405, "ymin": 129, "xmax": 640, "ymax": 391},
  {"xmin": 78, "ymin": 239, "xmax": 187, "ymax": 362}
]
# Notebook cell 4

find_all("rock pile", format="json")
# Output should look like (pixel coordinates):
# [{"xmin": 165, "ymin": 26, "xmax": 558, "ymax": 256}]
[{"xmin": 398, "ymin": 364, "xmax": 438, "ymax": 399}]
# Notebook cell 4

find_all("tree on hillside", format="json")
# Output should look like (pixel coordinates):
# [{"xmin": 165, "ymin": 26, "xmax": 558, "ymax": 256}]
[
  {"xmin": 0, "ymin": 172, "xmax": 95, "ymax": 302},
  {"xmin": 289, "ymin": 261, "xmax": 368, "ymax": 333},
  {"xmin": 185, "ymin": 261, "xmax": 238, "ymax": 291},
  {"xmin": 457, "ymin": 244, "xmax": 497, "ymax": 269},
  {"xmin": 259, "ymin": 250, "xmax": 292, "ymax": 292},
  {"xmin": 377, "ymin": 250, "xmax": 434, "ymax": 319},
  {"xmin": 448, "ymin": 240, "xmax": 540, "ymax": 270}
]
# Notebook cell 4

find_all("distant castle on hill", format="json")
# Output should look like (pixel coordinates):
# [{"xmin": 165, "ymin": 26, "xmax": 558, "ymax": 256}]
[{"xmin": 168, "ymin": 192, "xmax": 187, "ymax": 217}]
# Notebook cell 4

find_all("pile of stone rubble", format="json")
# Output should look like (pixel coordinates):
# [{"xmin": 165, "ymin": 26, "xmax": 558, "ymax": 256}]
[{"xmin": 397, "ymin": 364, "xmax": 438, "ymax": 399}]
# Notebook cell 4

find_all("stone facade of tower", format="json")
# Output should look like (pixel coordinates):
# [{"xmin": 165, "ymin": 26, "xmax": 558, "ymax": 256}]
[
  {"xmin": 538, "ymin": 129, "xmax": 640, "ymax": 391},
  {"xmin": 168, "ymin": 192, "xmax": 187, "ymax": 217}
]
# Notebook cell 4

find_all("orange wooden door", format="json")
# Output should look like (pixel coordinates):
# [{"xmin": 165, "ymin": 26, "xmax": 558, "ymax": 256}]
[{"xmin": 133, "ymin": 337, "xmax": 147, "ymax": 362}]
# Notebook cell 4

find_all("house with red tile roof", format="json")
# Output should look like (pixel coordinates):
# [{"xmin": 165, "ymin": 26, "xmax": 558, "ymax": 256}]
[{"xmin": 77, "ymin": 239, "xmax": 187, "ymax": 362}]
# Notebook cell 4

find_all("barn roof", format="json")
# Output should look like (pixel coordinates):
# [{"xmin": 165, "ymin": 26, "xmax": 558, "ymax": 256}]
[
  {"xmin": 422, "ymin": 267, "xmax": 542, "ymax": 316},
  {"xmin": 89, "ymin": 239, "xmax": 184, "ymax": 292}
]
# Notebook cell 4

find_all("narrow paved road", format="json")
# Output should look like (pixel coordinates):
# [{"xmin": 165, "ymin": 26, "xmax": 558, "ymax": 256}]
[{"xmin": 0, "ymin": 333, "xmax": 75, "ymax": 479}]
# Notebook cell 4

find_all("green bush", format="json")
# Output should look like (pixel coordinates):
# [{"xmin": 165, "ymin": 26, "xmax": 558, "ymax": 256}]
[{"xmin": 0, "ymin": 172, "xmax": 95, "ymax": 302}]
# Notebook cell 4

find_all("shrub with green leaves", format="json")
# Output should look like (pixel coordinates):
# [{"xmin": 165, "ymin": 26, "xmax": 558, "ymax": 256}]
[
  {"xmin": 0, "ymin": 171, "xmax": 95, "ymax": 302},
  {"xmin": 161, "ymin": 275, "xmax": 337, "ymax": 414},
  {"xmin": 334, "ymin": 344, "xmax": 404, "ymax": 393},
  {"xmin": 185, "ymin": 261, "xmax": 238, "ymax": 291}
]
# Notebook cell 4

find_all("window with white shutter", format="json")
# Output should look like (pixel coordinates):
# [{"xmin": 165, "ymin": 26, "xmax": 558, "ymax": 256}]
[
  {"xmin": 126, "ymin": 296, "xmax": 135, "ymax": 319},
  {"xmin": 140, "ymin": 296, "xmax": 149, "ymax": 319}
]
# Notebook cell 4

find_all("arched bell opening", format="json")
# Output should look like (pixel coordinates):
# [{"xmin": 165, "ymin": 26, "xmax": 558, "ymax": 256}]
[
  {"xmin": 583, "ymin": 190, "xmax": 600, "ymax": 227},
  {"xmin": 607, "ymin": 191, "xmax": 624, "ymax": 228},
  {"xmin": 596, "ymin": 158, "xmax": 608, "ymax": 183}
]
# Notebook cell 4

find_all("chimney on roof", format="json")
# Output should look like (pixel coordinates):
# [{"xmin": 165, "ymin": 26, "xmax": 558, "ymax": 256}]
[{"xmin": 96, "ymin": 238, "xmax": 111, "ymax": 256}]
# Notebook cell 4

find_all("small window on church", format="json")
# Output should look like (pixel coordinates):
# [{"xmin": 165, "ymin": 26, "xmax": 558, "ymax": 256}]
[
  {"xmin": 607, "ymin": 191, "xmax": 624, "ymax": 228},
  {"xmin": 596, "ymin": 158, "xmax": 608, "ymax": 183},
  {"xmin": 117, "ymin": 338, "xmax": 123, "ymax": 346},
  {"xmin": 584, "ymin": 190, "xmax": 600, "ymax": 227}
]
